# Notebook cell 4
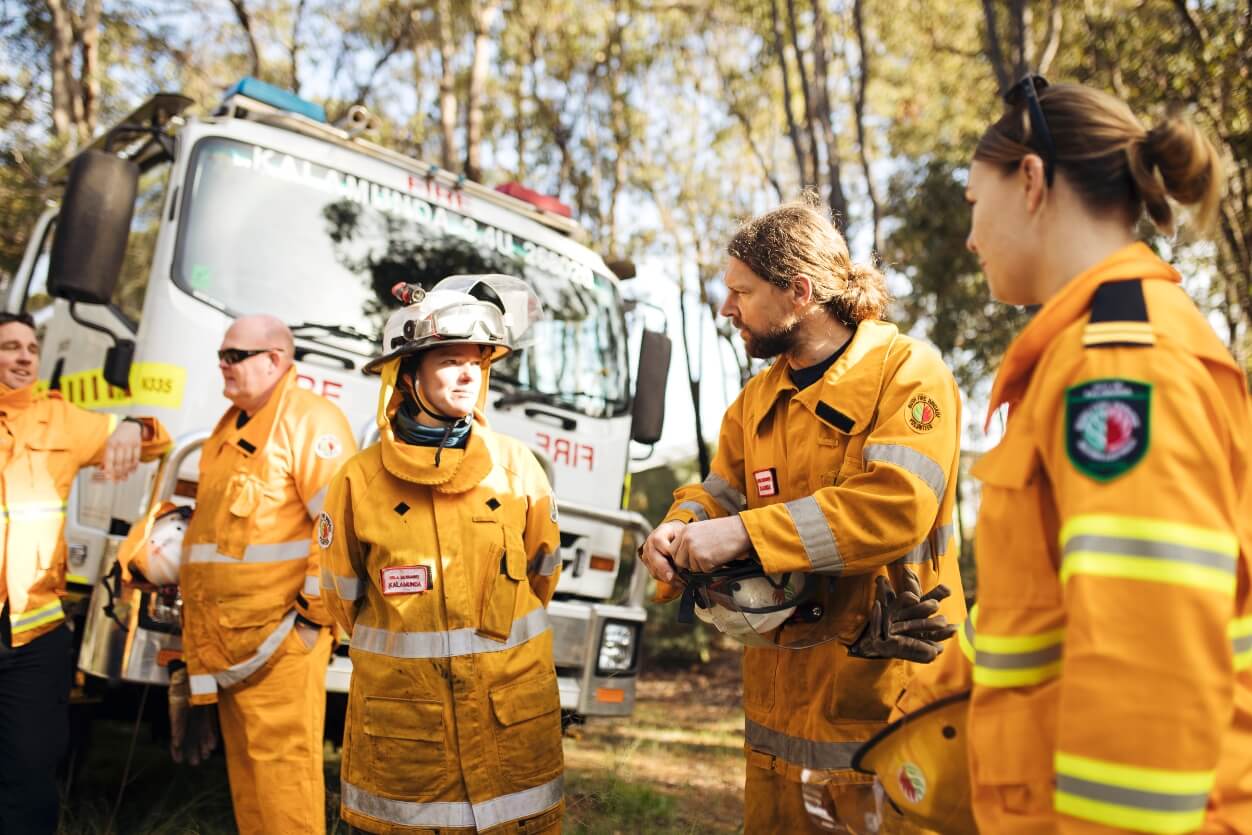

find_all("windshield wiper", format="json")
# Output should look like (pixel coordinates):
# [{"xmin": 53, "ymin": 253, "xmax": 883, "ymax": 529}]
[
  {"xmin": 289, "ymin": 321, "xmax": 376, "ymax": 343},
  {"xmin": 492, "ymin": 387, "xmax": 565, "ymax": 410}
]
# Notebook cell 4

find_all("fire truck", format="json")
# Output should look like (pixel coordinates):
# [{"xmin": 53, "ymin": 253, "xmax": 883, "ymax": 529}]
[{"xmin": 4, "ymin": 77, "xmax": 670, "ymax": 723}]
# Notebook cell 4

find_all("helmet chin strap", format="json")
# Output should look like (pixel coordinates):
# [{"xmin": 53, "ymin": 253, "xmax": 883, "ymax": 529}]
[{"xmin": 408, "ymin": 379, "xmax": 472, "ymax": 467}]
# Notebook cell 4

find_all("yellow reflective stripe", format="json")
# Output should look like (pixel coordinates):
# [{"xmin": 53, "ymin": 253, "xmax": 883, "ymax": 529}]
[
  {"xmin": 1231, "ymin": 615, "xmax": 1252, "ymax": 671},
  {"xmin": 1055, "ymin": 752, "xmax": 1213, "ymax": 834},
  {"xmin": 66, "ymin": 574, "xmax": 90, "ymax": 585},
  {"xmin": 975, "ymin": 661, "xmax": 1063, "ymax": 688},
  {"xmin": 963, "ymin": 603, "xmax": 1064, "ymax": 688},
  {"xmin": 973, "ymin": 626, "xmax": 1065, "ymax": 654},
  {"xmin": 10, "ymin": 599, "xmax": 66, "ymax": 633},
  {"xmin": 0, "ymin": 500, "xmax": 68, "ymax": 520},
  {"xmin": 1060, "ymin": 515, "xmax": 1237, "ymax": 594},
  {"xmin": 958, "ymin": 615, "xmax": 976, "ymax": 664}
]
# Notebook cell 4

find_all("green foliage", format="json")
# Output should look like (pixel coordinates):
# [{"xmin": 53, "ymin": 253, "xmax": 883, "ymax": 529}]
[{"xmin": 566, "ymin": 772, "xmax": 679, "ymax": 834}]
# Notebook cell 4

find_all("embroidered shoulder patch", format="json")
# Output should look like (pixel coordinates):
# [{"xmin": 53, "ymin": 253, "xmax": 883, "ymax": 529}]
[
  {"xmin": 1065, "ymin": 379, "xmax": 1151, "ymax": 481},
  {"xmin": 316, "ymin": 512, "xmax": 334, "ymax": 548},
  {"xmin": 906, "ymin": 394, "xmax": 940, "ymax": 432},
  {"xmin": 314, "ymin": 434, "xmax": 342, "ymax": 459}
]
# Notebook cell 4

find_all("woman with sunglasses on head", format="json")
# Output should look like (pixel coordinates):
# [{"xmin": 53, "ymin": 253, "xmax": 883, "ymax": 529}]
[
  {"xmin": 317, "ymin": 275, "xmax": 565, "ymax": 834},
  {"xmin": 855, "ymin": 78, "xmax": 1252, "ymax": 834}
]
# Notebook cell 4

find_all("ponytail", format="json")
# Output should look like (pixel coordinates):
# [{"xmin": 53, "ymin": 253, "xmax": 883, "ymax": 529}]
[
  {"xmin": 1128, "ymin": 114, "xmax": 1223, "ymax": 235},
  {"xmin": 829, "ymin": 262, "xmax": 891, "ymax": 326}
]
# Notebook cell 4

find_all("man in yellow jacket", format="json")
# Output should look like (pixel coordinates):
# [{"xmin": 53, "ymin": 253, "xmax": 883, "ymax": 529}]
[
  {"xmin": 0, "ymin": 311, "xmax": 170, "ymax": 834},
  {"xmin": 319, "ymin": 276, "xmax": 563, "ymax": 834},
  {"xmin": 639, "ymin": 203, "xmax": 966, "ymax": 833},
  {"xmin": 177, "ymin": 314, "xmax": 355, "ymax": 835}
]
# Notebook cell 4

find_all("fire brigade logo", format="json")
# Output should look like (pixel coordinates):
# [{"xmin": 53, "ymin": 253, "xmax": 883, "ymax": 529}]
[
  {"xmin": 1066, "ymin": 379, "xmax": 1151, "ymax": 481},
  {"xmin": 314, "ymin": 434, "xmax": 342, "ymax": 459},
  {"xmin": 897, "ymin": 762, "xmax": 927, "ymax": 804},
  {"xmin": 316, "ymin": 512, "xmax": 334, "ymax": 549},
  {"xmin": 906, "ymin": 394, "xmax": 940, "ymax": 432}
]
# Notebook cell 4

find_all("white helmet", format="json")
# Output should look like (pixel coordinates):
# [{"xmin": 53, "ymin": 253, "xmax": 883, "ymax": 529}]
[
  {"xmin": 120, "ymin": 502, "xmax": 191, "ymax": 587},
  {"xmin": 677, "ymin": 561, "xmax": 835, "ymax": 649},
  {"xmin": 364, "ymin": 274, "xmax": 542, "ymax": 375}
]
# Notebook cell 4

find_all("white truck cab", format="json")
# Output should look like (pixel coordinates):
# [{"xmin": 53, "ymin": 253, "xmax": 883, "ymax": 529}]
[{"xmin": 5, "ymin": 78, "xmax": 671, "ymax": 721}]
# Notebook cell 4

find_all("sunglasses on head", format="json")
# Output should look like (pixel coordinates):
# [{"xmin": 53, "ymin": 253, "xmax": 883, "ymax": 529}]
[
  {"xmin": 1003, "ymin": 74, "xmax": 1056, "ymax": 186},
  {"xmin": 217, "ymin": 347, "xmax": 276, "ymax": 365}
]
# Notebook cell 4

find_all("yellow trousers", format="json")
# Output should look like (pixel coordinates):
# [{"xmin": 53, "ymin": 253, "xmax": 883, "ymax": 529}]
[
  {"xmin": 219, "ymin": 626, "xmax": 333, "ymax": 835},
  {"xmin": 745, "ymin": 762, "xmax": 938, "ymax": 835}
]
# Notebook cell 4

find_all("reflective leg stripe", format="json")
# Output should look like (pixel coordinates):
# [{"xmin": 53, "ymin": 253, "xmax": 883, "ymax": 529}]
[
  {"xmin": 1054, "ymin": 752, "xmax": 1213, "ymax": 834},
  {"xmin": 530, "ymin": 549, "xmax": 560, "ymax": 577},
  {"xmin": 302, "ymin": 575, "xmax": 321, "ymax": 597},
  {"xmin": 1060, "ymin": 516, "xmax": 1238, "ymax": 594},
  {"xmin": 188, "ymin": 539, "xmax": 313, "ymax": 564},
  {"xmin": 341, "ymin": 774, "xmax": 563, "ymax": 830},
  {"xmin": 351, "ymin": 606, "xmax": 549, "ymax": 659},
  {"xmin": 960, "ymin": 604, "xmax": 1063, "ymax": 686},
  {"xmin": 10, "ymin": 599, "xmax": 65, "ymax": 634},
  {"xmin": 863, "ymin": 444, "xmax": 946, "ymax": 503},
  {"xmin": 785, "ymin": 496, "xmax": 842, "ymax": 575},
  {"xmin": 894, "ymin": 523, "xmax": 955, "ymax": 565},
  {"xmin": 703, "ymin": 473, "xmax": 747, "ymax": 515},
  {"xmin": 676, "ymin": 500, "xmax": 709, "ymax": 522},
  {"xmin": 323, "ymin": 569, "xmax": 364, "ymax": 601},
  {"xmin": 744, "ymin": 720, "xmax": 861, "ymax": 770},
  {"xmin": 1, "ymin": 500, "xmax": 68, "ymax": 521},
  {"xmin": 1231, "ymin": 615, "xmax": 1252, "ymax": 672},
  {"xmin": 190, "ymin": 674, "xmax": 218, "ymax": 698},
  {"xmin": 305, "ymin": 485, "xmax": 328, "ymax": 517},
  {"xmin": 214, "ymin": 610, "xmax": 298, "ymax": 688}
]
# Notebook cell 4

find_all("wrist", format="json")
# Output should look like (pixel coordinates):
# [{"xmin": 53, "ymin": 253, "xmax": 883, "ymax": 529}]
[{"xmin": 121, "ymin": 416, "xmax": 152, "ymax": 441}]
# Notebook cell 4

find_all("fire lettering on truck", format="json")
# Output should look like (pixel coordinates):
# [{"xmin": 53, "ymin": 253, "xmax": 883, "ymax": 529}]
[
  {"xmin": 535, "ymin": 432, "xmax": 595, "ymax": 472},
  {"xmin": 295, "ymin": 373, "xmax": 343, "ymax": 402}
]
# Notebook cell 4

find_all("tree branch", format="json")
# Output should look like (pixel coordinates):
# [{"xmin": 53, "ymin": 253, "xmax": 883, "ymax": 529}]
[
  {"xmin": 770, "ymin": 0, "xmax": 809, "ymax": 187},
  {"xmin": 981, "ymin": 0, "xmax": 1011, "ymax": 90},
  {"xmin": 1035, "ymin": 0, "xmax": 1062, "ymax": 75},
  {"xmin": 851, "ymin": 0, "xmax": 881, "ymax": 250},
  {"xmin": 227, "ymin": 0, "xmax": 262, "ymax": 78}
]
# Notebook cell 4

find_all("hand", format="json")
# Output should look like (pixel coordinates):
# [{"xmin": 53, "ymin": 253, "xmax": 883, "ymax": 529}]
[
  {"xmin": 99, "ymin": 420, "xmax": 143, "ymax": 482},
  {"xmin": 639, "ymin": 520, "xmax": 687, "ymax": 583},
  {"xmin": 168, "ymin": 666, "xmax": 218, "ymax": 765},
  {"xmin": 673, "ymin": 516, "xmax": 752, "ymax": 574},
  {"xmin": 848, "ymin": 570, "xmax": 957, "ymax": 663}
]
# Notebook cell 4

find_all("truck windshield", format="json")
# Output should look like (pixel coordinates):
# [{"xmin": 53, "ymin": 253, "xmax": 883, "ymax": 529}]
[{"xmin": 174, "ymin": 137, "xmax": 629, "ymax": 417}]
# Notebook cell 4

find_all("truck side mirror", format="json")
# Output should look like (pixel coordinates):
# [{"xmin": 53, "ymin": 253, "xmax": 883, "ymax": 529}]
[
  {"xmin": 630, "ymin": 328, "xmax": 671, "ymax": 445},
  {"xmin": 47, "ymin": 150, "xmax": 139, "ymax": 305}
]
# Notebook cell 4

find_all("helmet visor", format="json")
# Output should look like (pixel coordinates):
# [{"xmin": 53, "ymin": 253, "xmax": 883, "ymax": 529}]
[
  {"xmin": 680, "ymin": 562, "xmax": 844, "ymax": 650},
  {"xmin": 417, "ymin": 301, "xmax": 508, "ymax": 344}
]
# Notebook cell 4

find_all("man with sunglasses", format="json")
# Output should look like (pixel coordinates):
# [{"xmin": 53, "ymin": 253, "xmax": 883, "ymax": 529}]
[
  {"xmin": 0, "ymin": 310, "xmax": 171, "ymax": 834},
  {"xmin": 171, "ymin": 314, "xmax": 355, "ymax": 835}
]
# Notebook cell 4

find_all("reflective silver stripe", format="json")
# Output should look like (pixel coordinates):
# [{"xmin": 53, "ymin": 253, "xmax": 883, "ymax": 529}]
[
  {"xmin": 215, "ymin": 610, "xmax": 298, "ymax": 688},
  {"xmin": 534, "ymin": 549, "xmax": 560, "ymax": 577},
  {"xmin": 305, "ymin": 485, "xmax": 328, "ymax": 517},
  {"xmin": 703, "ymin": 473, "xmax": 747, "ymax": 514},
  {"xmin": 976, "ymin": 644, "xmax": 1063, "ymax": 670},
  {"xmin": 895, "ymin": 523, "xmax": 955, "ymax": 565},
  {"xmin": 1063, "ymin": 534, "xmax": 1238, "ymax": 573},
  {"xmin": 189, "ymin": 674, "xmax": 217, "ymax": 697},
  {"xmin": 341, "ymin": 774, "xmax": 563, "ymax": 830},
  {"xmin": 785, "ymin": 496, "xmax": 841, "ymax": 574},
  {"xmin": 1055, "ymin": 775, "xmax": 1210, "ymax": 813},
  {"xmin": 745, "ymin": 720, "xmax": 860, "ymax": 770},
  {"xmin": 863, "ymin": 444, "xmax": 946, "ymax": 502},
  {"xmin": 188, "ymin": 539, "xmax": 312, "ymax": 564},
  {"xmin": 3, "ymin": 500, "xmax": 68, "ymax": 520},
  {"xmin": 1234, "ymin": 632, "xmax": 1252, "ymax": 656},
  {"xmin": 302, "ymin": 575, "xmax": 321, "ymax": 597},
  {"xmin": 323, "ymin": 570, "xmax": 363, "ymax": 601},
  {"xmin": 676, "ymin": 500, "xmax": 709, "ymax": 522},
  {"xmin": 10, "ymin": 600, "xmax": 65, "ymax": 632},
  {"xmin": 351, "ymin": 606, "xmax": 549, "ymax": 659}
]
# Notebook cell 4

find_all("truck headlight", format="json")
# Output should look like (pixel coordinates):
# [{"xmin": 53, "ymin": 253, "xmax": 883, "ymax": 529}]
[{"xmin": 597, "ymin": 621, "xmax": 639, "ymax": 675}]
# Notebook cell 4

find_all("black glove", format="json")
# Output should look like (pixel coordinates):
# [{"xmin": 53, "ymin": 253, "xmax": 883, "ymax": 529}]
[
  {"xmin": 168, "ymin": 665, "xmax": 219, "ymax": 766},
  {"xmin": 848, "ymin": 570, "xmax": 957, "ymax": 663}
]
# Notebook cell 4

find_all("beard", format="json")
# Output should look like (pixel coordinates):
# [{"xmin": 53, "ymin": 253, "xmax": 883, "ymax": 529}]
[{"xmin": 741, "ymin": 319, "xmax": 800, "ymax": 359}]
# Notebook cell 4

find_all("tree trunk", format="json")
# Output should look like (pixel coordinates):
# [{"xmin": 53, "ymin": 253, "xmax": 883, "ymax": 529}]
[
  {"xmin": 435, "ymin": 0, "xmax": 459, "ymax": 172},
  {"xmin": 769, "ymin": 0, "xmax": 810, "ymax": 187},
  {"xmin": 785, "ymin": 0, "xmax": 820, "ymax": 188},
  {"xmin": 45, "ymin": 0, "xmax": 76, "ymax": 143},
  {"xmin": 807, "ymin": 0, "xmax": 849, "ymax": 232},
  {"xmin": 980, "ymin": 0, "xmax": 1012, "ymax": 91},
  {"xmin": 465, "ymin": 0, "xmax": 504, "ymax": 182},
  {"xmin": 228, "ymin": 0, "xmax": 263, "ymax": 78},
  {"xmin": 78, "ymin": 0, "xmax": 101, "ymax": 143},
  {"xmin": 850, "ymin": 0, "xmax": 881, "ymax": 251}
]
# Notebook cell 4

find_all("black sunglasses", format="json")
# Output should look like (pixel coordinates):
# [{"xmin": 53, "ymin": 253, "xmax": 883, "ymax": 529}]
[
  {"xmin": 1003, "ymin": 74, "xmax": 1056, "ymax": 186},
  {"xmin": 217, "ymin": 347, "xmax": 276, "ymax": 365}
]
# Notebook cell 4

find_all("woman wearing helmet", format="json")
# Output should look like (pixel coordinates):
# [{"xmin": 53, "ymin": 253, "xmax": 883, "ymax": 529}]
[
  {"xmin": 861, "ymin": 78, "xmax": 1251, "ymax": 833},
  {"xmin": 318, "ymin": 275, "xmax": 564, "ymax": 834}
]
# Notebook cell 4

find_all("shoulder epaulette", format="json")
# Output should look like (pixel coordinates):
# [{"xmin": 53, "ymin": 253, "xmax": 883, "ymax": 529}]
[{"xmin": 1083, "ymin": 279, "xmax": 1155, "ymax": 349}]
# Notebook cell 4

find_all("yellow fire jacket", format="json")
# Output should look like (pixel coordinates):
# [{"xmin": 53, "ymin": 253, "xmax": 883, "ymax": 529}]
[
  {"xmin": 0, "ymin": 383, "xmax": 169, "ymax": 645},
  {"xmin": 181, "ymin": 368, "xmax": 355, "ymax": 705},
  {"xmin": 662, "ymin": 320, "xmax": 966, "ymax": 783},
  {"xmin": 319, "ymin": 397, "xmax": 563, "ymax": 834},
  {"xmin": 893, "ymin": 243, "xmax": 1252, "ymax": 834}
]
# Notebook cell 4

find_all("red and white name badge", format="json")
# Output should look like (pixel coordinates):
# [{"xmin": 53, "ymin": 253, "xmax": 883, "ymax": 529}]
[
  {"xmin": 754, "ymin": 468, "xmax": 778, "ymax": 498},
  {"xmin": 380, "ymin": 565, "xmax": 432, "ymax": 595}
]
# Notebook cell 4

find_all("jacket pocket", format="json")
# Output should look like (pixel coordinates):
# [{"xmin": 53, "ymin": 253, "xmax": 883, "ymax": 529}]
[
  {"xmin": 490, "ymin": 672, "xmax": 563, "ymax": 783},
  {"xmin": 216, "ymin": 595, "xmax": 286, "ymax": 660},
  {"xmin": 212, "ymin": 471, "xmax": 264, "ymax": 557},
  {"xmin": 970, "ymin": 432, "xmax": 1062, "ymax": 607},
  {"xmin": 362, "ymin": 696, "xmax": 448, "ymax": 796},
  {"xmin": 968, "ymin": 693, "xmax": 1057, "ymax": 819},
  {"xmin": 479, "ymin": 531, "xmax": 525, "ymax": 641},
  {"xmin": 828, "ymin": 653, "xmax": 910, "ymax": 722}
]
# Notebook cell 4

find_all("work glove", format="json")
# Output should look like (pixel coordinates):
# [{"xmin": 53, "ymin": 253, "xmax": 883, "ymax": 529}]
[
  {"xmin": 848, "ymin": 569, "xmax": 958, "ymax": 663},
  {"xmin": 168, "ymin": 665, "xmax": 219, "ymax": 765}
]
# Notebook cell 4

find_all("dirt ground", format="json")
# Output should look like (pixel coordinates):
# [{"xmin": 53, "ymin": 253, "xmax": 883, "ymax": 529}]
[{"xmin": 56, "ymin": 651, "xmax": 747, "ymax": 834}]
